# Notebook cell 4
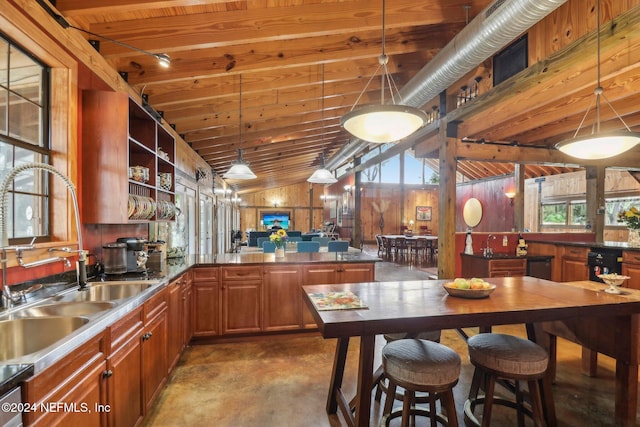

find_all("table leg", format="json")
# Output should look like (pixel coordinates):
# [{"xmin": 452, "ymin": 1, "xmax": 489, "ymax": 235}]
[
  {"xmin": 527, "ymin": 323, "xmax": 557, "ymax": 427},
  {"xmin": 327, "ymin": 337, "xmax": 350, "ymax": 414},
  {"xmin": 613, "ymin": 315, "xmax": 639, "ymax": 427},
  {"xmin": 354, "ymin": 334, "xmax": 376, "ymax": 427}
]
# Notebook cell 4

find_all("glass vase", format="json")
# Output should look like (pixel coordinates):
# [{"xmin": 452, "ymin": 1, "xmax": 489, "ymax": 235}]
[
  {"xmin": 275, "ymin": 247, "xmax": 285, "ymax": 257},
  {"xmin": 628, "ymin": 229, "xmax": 640, "ymax": 248}
]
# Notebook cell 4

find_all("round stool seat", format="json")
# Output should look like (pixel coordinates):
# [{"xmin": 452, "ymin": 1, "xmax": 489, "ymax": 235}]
[
  {"xmin": 383, "ymin": 339, "xmax": 460, "ymax": 387},
  {"xmin": 384, "ymin": 330, "xmax": 442, "ymax": 343},
  {"xmin": 467, "ymin": 333, "xmax": 548, "ymax": 377}
]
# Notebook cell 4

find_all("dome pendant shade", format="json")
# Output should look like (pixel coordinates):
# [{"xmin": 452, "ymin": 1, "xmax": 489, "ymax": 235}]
[
  {"xmin": 341, "ymin": 104, "xmax": 427, "ymax": 143},
  {"xmin": 307, "ymin": 167, "xmax": 337, "ymax": 184},
  {"xmin": 222, "ymin": 149, "xmax": 257, "ymax": 180},
  {"xmin": 555, "ymin": 131, "xmax": 640, "ymax": 160}
]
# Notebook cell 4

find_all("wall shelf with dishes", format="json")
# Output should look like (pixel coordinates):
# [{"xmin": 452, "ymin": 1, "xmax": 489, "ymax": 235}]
[{"xmin": 82, "ymin": 90, "xmax": 176, "ymax": 224}]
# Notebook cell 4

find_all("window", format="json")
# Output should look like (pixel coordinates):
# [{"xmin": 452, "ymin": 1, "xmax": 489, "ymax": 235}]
[
  {"xmin": 0, "ymin": 34, "xmax": 49, "ymax": 243},
  {"xmin": 606, "ymin": 196, "xmax": 640, "ymax": 226},
  {"xmin": 569, "ymin": 201, "xmax": 586, "ymax": 225},
  {"xmin": 541, "ymin": 203, "xmax": 566, "ymax": 225}
]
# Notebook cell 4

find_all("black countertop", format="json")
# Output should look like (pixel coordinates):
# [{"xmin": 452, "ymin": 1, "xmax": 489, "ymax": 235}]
[
  {"xmin": 526, "ymin": 239, "xmax": 640, "ymax": 252},
  {"xmin": 460, "ymin": 253, "xmax": 553, "ymax": 260},
  {"xmin": 0, "ymin": 364, "xmax": 33, "ymax": 395}
]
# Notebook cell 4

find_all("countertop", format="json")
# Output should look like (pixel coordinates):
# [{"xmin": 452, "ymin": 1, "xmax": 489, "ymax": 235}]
[
  {"xmin": 526, "ymin": 239, "xmax": 640, "ymax": 252},
  {"xmin": 460, "ymin": 253, "xmax": 553, "ymax": 260},
  {"xmin": 0, "ymin": 251, "xmax": 378, "ymax": 392}
]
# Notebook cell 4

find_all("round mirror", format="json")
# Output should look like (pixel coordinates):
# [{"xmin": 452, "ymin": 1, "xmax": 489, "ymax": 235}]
[{"xmin": 463, "ymin": 198, "xmax": 483, "ymax": 228}]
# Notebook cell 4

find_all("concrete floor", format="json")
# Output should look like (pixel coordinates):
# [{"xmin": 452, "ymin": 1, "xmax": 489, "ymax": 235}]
[{"xmin": 143, "ymin": 249, "xmax": 639, "ymax": 426}]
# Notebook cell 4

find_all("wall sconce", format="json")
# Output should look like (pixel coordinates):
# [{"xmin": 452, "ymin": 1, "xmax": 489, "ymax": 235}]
[
  {"xmin": 273, "ymin": 200, "xmax": 280, "ymax": 208},
  {"xmin": 505, "ymin": 191, "xmax": 516, "ymax": 206},
  {"xmin": 344, "ymin": 185, "xmax": 353, "ymax": 193}
]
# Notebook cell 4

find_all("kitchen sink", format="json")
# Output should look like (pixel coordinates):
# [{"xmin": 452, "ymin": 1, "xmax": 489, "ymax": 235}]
[
  {"xmin": 0, "ymin": 316, "xmax": 89, "ymax": 362},
  {"xmin": 54, "ymin": 281, "xmax": 157, "ymax": 302},
  {"xmin": 12, "ymin": 301, "xmax": 114, "ymax": 318}
]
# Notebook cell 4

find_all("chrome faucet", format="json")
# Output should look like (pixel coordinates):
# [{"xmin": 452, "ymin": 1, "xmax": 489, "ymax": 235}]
[
  {"xmin": 484, "ymin": 234, "xmax": 496, "ymax": 257},
  {"xmin": 0, "ymin": 163, "xmax": 87, "ymax": 309}
]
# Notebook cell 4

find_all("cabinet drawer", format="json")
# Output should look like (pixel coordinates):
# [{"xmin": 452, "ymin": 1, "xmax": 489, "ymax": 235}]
[
  {"xmin": 144, "ymin": 289, "xmax": 168, "ymax": 323},
  {"xmin": 108, "ymin": 306, "xmax": 143, "ymax": 354},
  {"xmin": 192, "ymin": 267, "xmax": 219, "ymax": 282},
  {"xmin": 622, "ymin": 251, "xmax": 640, "ymax": 265},
  {"xmin": 489, "ymin": 259, "xmax": 526, "ymax": 271},
  {"xmin": 563, "ymin": 246, "xmax": 589, "ymax": 259},
  {"xmin": 222, "ymin": 266, "xmax": 262, "ymax": 280}
]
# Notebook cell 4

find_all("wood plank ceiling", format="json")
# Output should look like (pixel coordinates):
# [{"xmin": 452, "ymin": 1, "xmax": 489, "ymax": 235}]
[{"xmin": 51, "ymin": 0, "xmax": 640, "ymax": 193}]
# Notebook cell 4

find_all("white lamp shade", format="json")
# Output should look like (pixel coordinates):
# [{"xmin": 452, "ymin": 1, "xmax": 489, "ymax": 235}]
[
  {"xmin": 223, "ymin": 162, "xmax": 257, "ymax": 179},
  {"xmin": 341, "ymin": 104, "xmax": 427, "ymax": 143},
  {"xmin": 307, "ymin": 168, "xmax": 337, "ymax": 184},
  {"xmin": 555, "ymin": 131, "xmax": 640, "ymax": 160}
]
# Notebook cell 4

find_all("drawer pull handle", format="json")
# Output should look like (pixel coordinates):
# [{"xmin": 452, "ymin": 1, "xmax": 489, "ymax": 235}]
[
  {"xmin": 103, "ymin": 370, "xmax": 113, "ymax": 378},
  {"xmin": 142, "ymin": 332, "xmax": 153, "ymax": 341}
]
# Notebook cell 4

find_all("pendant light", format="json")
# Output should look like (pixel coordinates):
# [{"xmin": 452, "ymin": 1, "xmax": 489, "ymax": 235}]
[
  {"xmin": 555, "ymin": 0, "xmax": 640, "ymax": 159},
  {"xmin": 340, "ymin": 0, "xmax": 427, "ymax": 143},
  {"xmin": 308, "ymin": 65, "xmax": 338, "ymax": 184},
  {"xmin": 223, "ymin": 74, "xmax": 257, "ymax": 180}
]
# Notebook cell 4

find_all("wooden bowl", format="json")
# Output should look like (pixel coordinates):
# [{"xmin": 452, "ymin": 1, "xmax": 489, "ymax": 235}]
[{"xmin": 443, "ymin": 282, "xmax": 496, "ymax": 299}]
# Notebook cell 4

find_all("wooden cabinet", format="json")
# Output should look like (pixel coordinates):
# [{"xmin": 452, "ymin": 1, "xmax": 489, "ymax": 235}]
[
  {"xmin": 182, "ymin": 271, "xmax": 193, "ymax": 346},
  {"xmin": 263, "ymin": 265, "xmax": 303, "ymax": 331},
  {"xmin": 167, "ymin": 276, "xmax": 184, "ymax": 372},
  {"xmin": 23, "ymin": 332, "xmax": 108, "ymax": 427},
  {"xmin": 560, "ymin": 246, "xmax": 589, "ymax": 282},
  {"xmin": 221, "ymin": 266, "xmax": 262, "ymax": 334},
  {"xmin": 106, "ymin": 306, "xmax": 144, "ymax": 427},
  {"xmin": 302, "ymin": 263, "xmax": 375, "ymax": 328},
  {"xmin": 81, "ymin": 90, "xmax": 176, "ymax": 224},
  {"xmin": 191, "ymin": 267, "xmax": 220, "ymax": 337},
  {"xmin": 142, "ymin": 289, "xmax": 168, "ymax": 412},
  {"xmin": 622, "ymin": 250, "xmax": 640, "ymax": 289},
  {"xmin": 460, "ymin": 255, "xmax": 527, "ymax": 278}
]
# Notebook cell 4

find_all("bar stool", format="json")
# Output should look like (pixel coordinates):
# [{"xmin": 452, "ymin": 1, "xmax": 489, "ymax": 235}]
[
  {"xmin": 464, "ymin": 333, "xmax": 549, "ymax": 427},
  {"xmin": 374, "ymin": 331, "xmax": 442, "ymax": 403},
  {"xmin": 381, "ymin": 339, "xmax": 460, "ymax": 427}
]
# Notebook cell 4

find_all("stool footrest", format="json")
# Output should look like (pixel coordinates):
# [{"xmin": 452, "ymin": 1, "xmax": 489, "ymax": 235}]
[
  {"xmin": 463, "ymin": 396, "xmax": 534, "ymax": 427},
  {"xmin": 383, "ymin": 406, "xmax": 450, "ymax": 427}
]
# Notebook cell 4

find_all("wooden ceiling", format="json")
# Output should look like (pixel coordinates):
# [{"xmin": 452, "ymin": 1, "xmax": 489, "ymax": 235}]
[{"xmin": 51, "ymin": 0, "xmax": 640, "ymax": 193}]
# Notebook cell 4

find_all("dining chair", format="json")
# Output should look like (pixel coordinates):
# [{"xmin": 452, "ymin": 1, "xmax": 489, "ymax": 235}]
[
  {"xmin": 256, "ymin": 237, "xmax": 269, "ymax": 248},
  {"xmin": 262, "ymin": 241, "xmax": 276, "ymax": 253},
  {"xmin": 296, "ymin": 241, "xmax": 320, "ymax": 253},
  {"xmin": 312, "ymin": 236, "xmax": 330, "ymax": 246},
  {"xmin": 288, "ymin": 237, "xmax": 302, "ymax": 242},
  {"xmin": 375, "ymin": 235, "xmax": 385, "ymax": 257},
  {"xmin": 394, "ymin": 237, "xmax": 408, "ymax": 263},
  {"xmin": 327, "ymin": 240, "xmax": 349, "ymax": 252}
]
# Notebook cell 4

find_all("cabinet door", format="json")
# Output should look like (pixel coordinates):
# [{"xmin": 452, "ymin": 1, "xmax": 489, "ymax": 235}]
[
  {"xmin": 107, "ymin": 333, "xmax": 143, "ymax": 427},
  {"xmin": 142, "ymin": 310, "xmax": 168, "ymax": 411},
  {"xmin": 23, "ymin": 333, "xmax": 107, "ymax": 427},
  {"xmin": 302, "ymin": 264, "xmax": 338, "ymax": 328},
  {"xmin": 167, "ymin": 279, "xmax": 183, "ymax": 373},
  {"xmin": 192, "ymin": 282, "xmax": 219, "ymax": 336},
  {"xmin": 339, "ymin": 263, "xmax": 375, "ymax": 283},
  {"xmin": 622, "ymin": 263, "xmax": 640, "ymax": 290},
  {"xmin": 222, "ymin": 280, "xmax": 262, "ymax": 334},
  {"xmin": 263, "ymin": 265, "xmax": 303, "ymax": 331},
  {"xmin": 562, "ymin": 257, "xmax": 589, "ymax": 281},
  {"xmin": 182, "ymin": 274, "xmax": 193, "ymax": 345}
]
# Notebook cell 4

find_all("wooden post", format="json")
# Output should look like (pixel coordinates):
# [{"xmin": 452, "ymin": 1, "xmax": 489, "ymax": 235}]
[
  {"xmin": 514, "ymin": 163, "xmax": 525, "ymax": 232},
  {"xmin": 438, "ymin": 119, "xmax": 457, "ymax": 279},
  {"xmin": 585, "ymin": 166, "xmax": 605, "ymax": 244}
]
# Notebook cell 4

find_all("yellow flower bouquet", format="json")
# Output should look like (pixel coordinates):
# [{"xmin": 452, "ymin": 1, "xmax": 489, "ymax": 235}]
[
  {"xmin": 269, "ymin": 229, "xmax": 288, "ymax": 248},
  {"xmin": 617, "ymin": 207, "xmax": 640, "ymax": 230}
]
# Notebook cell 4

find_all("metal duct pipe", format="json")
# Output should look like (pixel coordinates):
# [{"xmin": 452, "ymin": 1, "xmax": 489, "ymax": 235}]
[
  {"xmin": 400, "ymin": 0, "xmax": 568, "ymax": 107},
  {"xmin": 326, "ymin": 0, "xmax": 567, "ymax": 170}
]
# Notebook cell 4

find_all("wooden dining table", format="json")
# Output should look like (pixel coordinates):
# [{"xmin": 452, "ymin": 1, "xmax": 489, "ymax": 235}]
[{"xmin": 302, "ymin": 277, "xmax": 640, "ymax": 427}]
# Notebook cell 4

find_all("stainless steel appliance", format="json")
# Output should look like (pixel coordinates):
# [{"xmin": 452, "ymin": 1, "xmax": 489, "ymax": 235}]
[
  {"xmin": 102, "ymin": 242, "xmax": 127, "ymax": 274},
  {"xmin": 117, "ymin": 237, "xmax": 148, "ymax": 273}
]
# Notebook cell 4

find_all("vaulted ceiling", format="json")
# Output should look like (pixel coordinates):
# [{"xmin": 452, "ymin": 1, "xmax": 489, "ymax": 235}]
[{"xmin": 49, "ymin": 0, "xmax": 640, "ymax": 193}]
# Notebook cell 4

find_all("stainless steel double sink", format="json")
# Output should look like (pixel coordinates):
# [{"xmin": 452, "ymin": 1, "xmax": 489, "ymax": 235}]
[{"xmin": 0, "ymin": 280, "xmax": 159, "ymax": 363}]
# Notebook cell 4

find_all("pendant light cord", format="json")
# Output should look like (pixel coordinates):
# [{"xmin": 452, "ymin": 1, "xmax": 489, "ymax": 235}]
[{"xmin": 595, "ymin": 0, "xmax": 601, "ymax": 134}]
